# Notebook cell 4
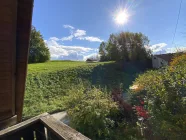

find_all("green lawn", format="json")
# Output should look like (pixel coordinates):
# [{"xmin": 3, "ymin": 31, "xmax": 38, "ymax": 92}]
[{"xmin": 28, "ymin": 60, "xmax": 110, "ymax": 73}]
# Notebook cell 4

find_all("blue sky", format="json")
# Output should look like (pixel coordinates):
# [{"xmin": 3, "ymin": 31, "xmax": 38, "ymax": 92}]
[{"xmin": 32, "ymin": 0, "xmax": 186, "ymax": 60}]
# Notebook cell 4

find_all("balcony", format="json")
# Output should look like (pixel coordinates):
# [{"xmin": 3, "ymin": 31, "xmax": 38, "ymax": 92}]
[{"xmin": 0, "ymin": 113, "xmax": 90, "ymax": 140}]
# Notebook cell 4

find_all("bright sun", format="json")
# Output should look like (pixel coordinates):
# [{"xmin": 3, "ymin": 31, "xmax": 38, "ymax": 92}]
[{"xmin": 115, "ymin": 10, "xmax": 129, "ymax": 25}]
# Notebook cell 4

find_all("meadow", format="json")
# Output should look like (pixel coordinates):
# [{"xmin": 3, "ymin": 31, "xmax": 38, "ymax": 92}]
[
  {"xmin": 24, "ymin": 60, "xmax": 137, "ymax": 119},
  {"xmin": 28, "ymin": 60, "xmax": 109, "ymax": 73}
]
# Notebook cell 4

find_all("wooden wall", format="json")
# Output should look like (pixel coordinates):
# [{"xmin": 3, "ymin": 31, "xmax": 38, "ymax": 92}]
[
  {"xmin": 0, "ymin": 0, "xmax": 34, "ymax": 128},
  {"xmin": 0, "ymin": 0, "xmax": 17, "ymax": 122}
]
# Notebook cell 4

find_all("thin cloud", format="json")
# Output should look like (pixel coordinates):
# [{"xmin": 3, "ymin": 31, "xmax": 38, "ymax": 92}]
[
  {"xmin": 61, "ymin": 35, "xmax": 74, "ymax": 41},
  {"xmin": 74, "ymin": 29, "xmax": 86, "ymax": 37},
  {"xmin": 63, "ymin": 25, "xmax": 75, "ymax": 29},
  {"xmin": 77, "ymin": 36, "xmax": 104, "ymax": 42},
  {"xmin": 61, "ymin": 25, "xmax": 104, "ymax": 42},
  {"xmin": 49, "ymin": 37, "xmax": 60, "ymax": 41}
]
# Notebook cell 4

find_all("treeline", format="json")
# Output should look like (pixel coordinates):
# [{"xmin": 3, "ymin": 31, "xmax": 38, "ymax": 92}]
[{"xmin": 99, "ymin": 32, "xmax": 151, "ymax": 62}]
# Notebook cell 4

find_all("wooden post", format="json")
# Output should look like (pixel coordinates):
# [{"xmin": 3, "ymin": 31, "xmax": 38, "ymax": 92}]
[
  {"xmin": 15, "ymin": 0, "xmax": 34, "ymax": 123},
  {"xmin": 0, "ymin": 0, "xmax": 17, "ymax": 123}
]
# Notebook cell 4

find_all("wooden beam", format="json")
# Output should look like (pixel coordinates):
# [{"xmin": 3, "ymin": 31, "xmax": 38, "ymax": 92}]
[
  {"xmin": 40, "ymin": 115, "xmax": 90, "ymax": 140},
  {"xmin": 15, "ymin": 0, "xmax": 34, "ymax": 122},
  {"xmin": 0, "ymin": 113, "xmax": 89, "ymax": 140},
  {"xmin": 0, "ymin": 113, "xmax": 48, "ymax": 137},
  {"xmin": 0, "ymin": 0, "xmax": 17, "ymax": 122}
]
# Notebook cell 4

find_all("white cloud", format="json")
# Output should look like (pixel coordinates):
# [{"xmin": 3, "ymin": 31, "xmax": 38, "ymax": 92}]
[
  {"xmin": 149, "ymin": 43, "xmax": 186, "ymax": 54},
  {"xmin": 49, "ymin": 37, "xmax": 60, "ymax": 41},
  {"xmin": 60, "ymin": 46, "xmax": 93, "ymax": 52},
  {"xmin": 61, "ymin": 35, "xmax": 74, "ymax": 41},
  {"xmin": 150, "ymin": 43, "xmax": 167, "ymax": 53},
  {"xmin": 164, "ymin": 47, "xmax": 186, "ymax": 53},
  {"xmin": 77, "ymin": 36, "xmax": 104, "ymax": 42},
  {"xmin": 74, "ymin": 29, "xmax": 86, "ymax": 37},
  {"xmin": 45, "ymin": 38, "xmax": 96, "ymax": 60},
  {"xmin": 63, "ymin": 25, "xmax": 75, "ymax": 30},
  {"xmin": 61, "ymin": 25, "xmax": 104, "ymax": 42}
]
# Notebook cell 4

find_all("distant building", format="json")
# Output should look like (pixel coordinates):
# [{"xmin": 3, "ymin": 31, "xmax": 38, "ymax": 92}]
[{"xmin": 152, "ymin": 53, "xmax": 175, "ymax": 68}]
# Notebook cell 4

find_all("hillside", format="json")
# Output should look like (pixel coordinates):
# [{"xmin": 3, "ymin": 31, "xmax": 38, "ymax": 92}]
[
  {"xmin": 27, "ymin": 61, "xmax": 111, "ymax": 73},
  {"xmin": 24, "ymin": 61, "xmax": 137, "ymax": 119}
]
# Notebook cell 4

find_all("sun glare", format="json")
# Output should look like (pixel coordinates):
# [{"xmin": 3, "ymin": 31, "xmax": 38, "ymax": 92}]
[{"xmin": 115, "ymin": 10, "xmax": 129, "ymax": 25}]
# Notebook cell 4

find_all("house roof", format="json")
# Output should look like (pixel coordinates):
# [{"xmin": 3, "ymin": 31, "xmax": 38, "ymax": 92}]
[{"xmin": 154, "ymin": 53, "xmax": 175, "ymax": 63}]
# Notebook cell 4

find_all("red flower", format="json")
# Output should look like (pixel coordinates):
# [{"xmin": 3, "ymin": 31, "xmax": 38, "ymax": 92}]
[{"xmin": 135, "ymin": 106, "xmax": 149, "ymax": 119}]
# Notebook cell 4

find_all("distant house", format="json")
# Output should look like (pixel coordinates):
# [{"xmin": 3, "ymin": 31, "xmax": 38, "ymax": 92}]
[{"xmin": 152, "ymin": 53, "xmax": 175, "ymax": 68}]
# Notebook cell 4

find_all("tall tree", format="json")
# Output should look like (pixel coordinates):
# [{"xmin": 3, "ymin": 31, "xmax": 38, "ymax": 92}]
[
  {"xmin": 99, "ymin": 32, "xmax": 151, "ymax": 62},
  {"xmin": 29, "ymin": 26, "xmax": 50, "ymax": 63},
  {"xmin": 99, "ymin": 42, "xmax": 108, "ymax": 61}
]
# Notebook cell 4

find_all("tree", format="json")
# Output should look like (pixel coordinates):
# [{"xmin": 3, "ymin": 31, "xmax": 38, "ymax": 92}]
[
  {"xmin": 99, "ymin": 42, "xmax": 108, "ymax": 61},
  {"xmin": 99, "ymin": 32, "xmax": 151, "ymax": 62},
  {"xmin": 29, "ymin": 26, "xmax": 50, "ymax": 63}
]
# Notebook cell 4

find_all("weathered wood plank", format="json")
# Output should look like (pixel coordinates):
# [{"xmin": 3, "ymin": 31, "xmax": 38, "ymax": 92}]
[
  {"xmin": 0, "ymin": 115, "xmax": 17, "ymax": 130},
  {"xmin": 0, "ymin": 113, "xmax": 48, "ymax": 137},
  {"xmin": 0, "ymin": 113, "xmax": 89, "ymax": 140},
  {"xmin": 40, "ymin": 115, "xmax": 90, "ymax": 140}
]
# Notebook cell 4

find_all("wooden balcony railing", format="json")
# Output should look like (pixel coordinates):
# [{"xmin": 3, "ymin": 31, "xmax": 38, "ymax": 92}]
[{"xmin": 0, "ymin": 113, "xmax": 90, "ymax": 140}]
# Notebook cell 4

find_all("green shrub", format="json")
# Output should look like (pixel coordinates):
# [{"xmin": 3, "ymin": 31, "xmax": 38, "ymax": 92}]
[
  {"xmin": 170, "ymin": 53, "xmax": 186, "ymax": 70},
  {"xmin": 130, "ymin": 60, "xmax": 186, "ymax": 139},
  {"xmin": 63, "ymin": 84, "xmax": 118, "ymax": 139}
]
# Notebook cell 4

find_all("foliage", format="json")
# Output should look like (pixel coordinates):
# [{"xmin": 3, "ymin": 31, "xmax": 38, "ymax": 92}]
[
  {"xmin": 29, "ymin": 26, "xmax": 50, "ymax": 63},
  {"xmin": 24, "ymin": 62, "xmax": 109, "ymax": 119},
  {"xmin": 24, "ymin": 61, "xmax": 138, "ymax": 119},
  {"xmin": 170, "ymin": 53, "xmax": 186, "ymax": 69},
  {"xmin": 63, "ymin": 84, "xmax": 118, "ymax": 139},
  {"xmin": 63, "ymin": 85, "xmax": 145, "ymax": 140},
  {"xmin": 24, "ymin": 60, "xmax": 151, "ymax": 139},
  {"xmin": 99, "ymin": 42, "xmax": 108, "ymax": 61},
  {"xmin": 130, "ymin": 58, "xmax": 186, "ymax": 139},
  {"xmin": 99, "ymin": 32, "xmax": 151, "ymax": 62}
]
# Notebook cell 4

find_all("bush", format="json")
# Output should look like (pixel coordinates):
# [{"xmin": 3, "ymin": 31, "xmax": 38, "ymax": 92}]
[
  {"xmin": 130, "ymin": 58, "xmax": 186, "ymax": 139},
  {"xmin": 170, "ymin": 53, "xmax": 186, "ymax": 69},
  {"xmin": 63, "ymin": 84, "xmax": 119, "ymax": 139}
]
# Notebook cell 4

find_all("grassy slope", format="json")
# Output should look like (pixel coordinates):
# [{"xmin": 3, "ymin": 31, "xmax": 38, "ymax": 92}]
[
  {"xmin": 28, "ymin": 61, "xmax": 107, "ymax": 73},
  {"xmin": 24, "ymin": 61, "xmax": 138, "ymax": 119},
  {"xmin": 24, "ymin": 61, "xmax": 112, "ymax": 118}
]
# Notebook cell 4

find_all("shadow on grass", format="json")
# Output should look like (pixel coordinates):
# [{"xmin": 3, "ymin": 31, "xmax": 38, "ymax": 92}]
[{"xmin": 85, "ymin": 61, "xmax": 148, "ymax": 92}]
